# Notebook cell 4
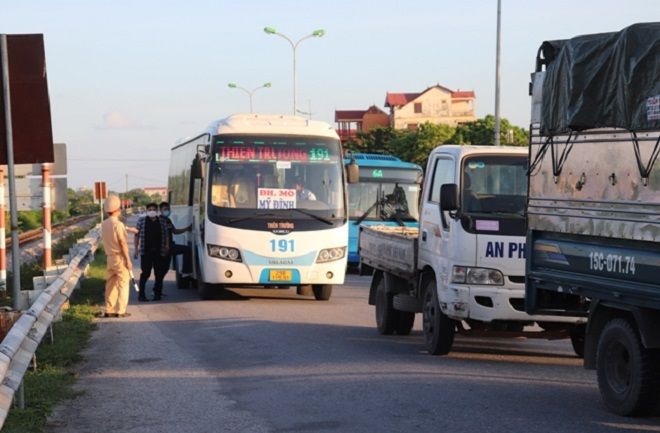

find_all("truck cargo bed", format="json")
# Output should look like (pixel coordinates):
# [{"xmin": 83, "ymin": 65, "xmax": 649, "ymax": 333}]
[{"xmin": 358, "ymin": 225, "xmax": 418, "ymax": 279}]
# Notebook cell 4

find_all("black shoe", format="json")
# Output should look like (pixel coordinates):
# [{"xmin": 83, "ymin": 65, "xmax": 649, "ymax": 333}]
[
  {"xmin": 98, "ymin": 312, "xmax": 117, "ymax": 318},
  {"xmin": 152, "ymin": 295, "xmax": 162, "ymax": 301},
  {"xmin": 117, "ymin": 313, "xmax": 131, "ymax": 318},
  {"xmin": 138, "ymin": 296, "xmax": 150, "ymax": 302}
]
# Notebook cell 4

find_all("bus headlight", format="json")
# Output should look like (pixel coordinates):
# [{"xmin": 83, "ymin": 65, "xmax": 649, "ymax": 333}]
[
  {"xmin": 207, "ymin": 244, "xmax": 242, "ymax": 262},
  {"xmin": 451, "ymin": 266, "xmax": 504, "ymax": 285},
  {"xmin": 316, "ymin": 247, "xmax": 346, "ymax": 263}
]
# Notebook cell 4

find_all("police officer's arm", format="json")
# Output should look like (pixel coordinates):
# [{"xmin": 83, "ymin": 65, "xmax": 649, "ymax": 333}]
[{"xmin": 117, "ymin": 226, "xmax": 133, "ymax": 271}]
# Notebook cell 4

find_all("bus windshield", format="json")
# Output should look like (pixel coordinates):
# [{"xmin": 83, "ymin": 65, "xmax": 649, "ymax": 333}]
[
  {"xmin": 210, "ymin": 135, "xmax": 345, "ymax": 216},
  {"xmin": 462, "ymin": 155, "xmax": 527, "ymax": 215},
  {"xmin": 349, "ymin": 182, "xmax": 420, "ymax": 222}
]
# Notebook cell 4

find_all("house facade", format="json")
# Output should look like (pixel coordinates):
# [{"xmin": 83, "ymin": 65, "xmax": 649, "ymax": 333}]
[
  {"xmin": 143, "ymin": 186, "xmax": 167, "ymax": 201},
  {"xmin": 385, "ymin": 84, "xmax": 476, "ymax": 130},
  {"xmin": 335, "ymin": 105, "xmax": 390, "ymax": 144}
]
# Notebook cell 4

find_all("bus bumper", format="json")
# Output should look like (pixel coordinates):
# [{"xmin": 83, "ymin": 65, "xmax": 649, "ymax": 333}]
[{"xmin": 203, "ymin": 257, "xmax": 347, "ymax": 286}]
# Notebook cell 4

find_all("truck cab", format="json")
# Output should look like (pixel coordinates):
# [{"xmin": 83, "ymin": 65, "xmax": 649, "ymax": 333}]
[{"xmin": 420, "ymin": 145, "xmax": 531, "ymax": 324}]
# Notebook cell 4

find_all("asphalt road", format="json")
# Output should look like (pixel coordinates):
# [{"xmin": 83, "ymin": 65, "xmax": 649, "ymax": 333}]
[{"xmin": 47, "ymin": 269, "xmax": 660, "ymax": 433}]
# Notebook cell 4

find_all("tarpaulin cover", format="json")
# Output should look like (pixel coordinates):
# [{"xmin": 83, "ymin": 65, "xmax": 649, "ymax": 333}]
[{"xmin": 540, "ymin": 22, "xmax": 660, "ymax": 135}]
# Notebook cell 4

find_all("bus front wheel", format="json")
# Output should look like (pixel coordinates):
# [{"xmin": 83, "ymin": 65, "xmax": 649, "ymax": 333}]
[
  {"xmin": 312, "ymin": 284, "xmax": 333, "ymax": 301},
  {"xmin": 196, "ymin": 280, "xmax": 216, "ymax": 300}
]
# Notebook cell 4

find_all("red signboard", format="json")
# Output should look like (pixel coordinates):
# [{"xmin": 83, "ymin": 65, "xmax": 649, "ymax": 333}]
[
  {"xmin": 94, "ymin": 182, "xmax": 107, "ymax": 202},
  {"xmin": 0, "ymin": 34, "xmax": 54, "ymax": 164}
]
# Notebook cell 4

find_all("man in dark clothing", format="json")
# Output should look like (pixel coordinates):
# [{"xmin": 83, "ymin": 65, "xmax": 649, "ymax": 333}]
[
  {"xmin": 156, "ymin": 202, "xmax": 192, "ymax": 285},
  {"xmin": 134, "ymin": 202, "xmax": 169, "ymax": 301}
]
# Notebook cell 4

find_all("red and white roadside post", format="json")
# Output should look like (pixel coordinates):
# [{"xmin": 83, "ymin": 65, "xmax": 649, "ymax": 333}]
[
  {"xmin": 0, "ymin": 168, "xmax": 5, "ymax": 292},
  {"xmin": 42, "ymin": 163, "xmax": 52, "ymax": 269}
]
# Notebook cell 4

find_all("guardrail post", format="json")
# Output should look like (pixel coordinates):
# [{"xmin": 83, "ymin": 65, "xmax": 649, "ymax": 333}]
[
  {"xmin": 0, "ymin": 168, "xmax": 5, "ymax": 294},
  {"xmin": 42, "ymin": 163, "xmax": 52, "ymax": 269}
]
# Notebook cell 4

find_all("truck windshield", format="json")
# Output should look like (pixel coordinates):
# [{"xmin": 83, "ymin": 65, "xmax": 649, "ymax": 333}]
[
  {"xmin": 462, "ymin": 155, "xmax": 527, "ymax": 215},
  {"xmin": 209, "ymin": 135, "xmax": 345, "ymax": 216}
]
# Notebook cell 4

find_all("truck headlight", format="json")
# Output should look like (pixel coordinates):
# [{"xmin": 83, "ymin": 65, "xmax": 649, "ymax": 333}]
[
  {"xmin": 451, "ymin": 266, "xmax": 504, "ymax": 285},
  {"xmin": 316, "ymin": 247, "xmax": 346, "ymax": 263},
  {"xmin": 207, "ymin": 244, "xmax": 242, "ymax": 262}
]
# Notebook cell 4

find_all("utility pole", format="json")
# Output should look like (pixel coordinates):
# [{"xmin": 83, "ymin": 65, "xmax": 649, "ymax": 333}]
[
  {"xmin": 2, "ymin": 33, "xmax": 25, "ymax": 409},
  {"xmin": 494, "ymin": 0, "xmax": 502, "ymax": 146}
]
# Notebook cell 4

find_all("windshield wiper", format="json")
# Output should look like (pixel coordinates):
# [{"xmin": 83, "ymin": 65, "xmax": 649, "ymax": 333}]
[
  {"xmin": 355, "ymin": 197, "xmax": 408, "ymax": 227},
  {"xmin": 287, "ymin": 208, "xmax": 334, "ymax": 225},
  {"xmin": 354, "ymin": 199, "xmax": 380, "ymax": 225},
  {"xmin": 228, "ymin": 212, "xmax": 277, "ymax": 224}
]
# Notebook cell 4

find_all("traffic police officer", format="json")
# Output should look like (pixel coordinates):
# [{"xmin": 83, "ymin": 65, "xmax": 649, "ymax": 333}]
[{"xmin": 101, "ymin": 194, "xmax": 133, "ymax": 317}]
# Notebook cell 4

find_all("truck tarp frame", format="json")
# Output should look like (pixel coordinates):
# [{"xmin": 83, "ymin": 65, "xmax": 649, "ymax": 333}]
[{"xmin": 535, "ymin": 22, "xmax": 660, "ymax": 182}]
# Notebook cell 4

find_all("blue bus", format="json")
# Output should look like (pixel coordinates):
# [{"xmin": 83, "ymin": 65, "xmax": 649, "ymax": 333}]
[{"xmin": 344, "ymin": 153, "xmax": 423, "ymax": 265}]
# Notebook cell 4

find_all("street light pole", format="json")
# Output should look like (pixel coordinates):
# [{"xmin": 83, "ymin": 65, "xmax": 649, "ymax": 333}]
[
  {"xmin": 228, "ymin": 82, "xmax": 272, "ymax": 113},
  {"xmin": 494, "ymin": 0, "xmax": 502, "ymax": 146},
  {"xmin": 264, "ymin": 27, "xmax": 325, "ymax": 115}
]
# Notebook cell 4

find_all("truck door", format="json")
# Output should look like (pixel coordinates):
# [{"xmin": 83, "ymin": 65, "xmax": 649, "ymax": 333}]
[{"xmin": 419, "ymin": 155, "xmax": 455, "ymax": 270}]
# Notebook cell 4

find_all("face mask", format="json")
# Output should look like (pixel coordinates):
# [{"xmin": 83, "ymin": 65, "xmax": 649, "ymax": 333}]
[
  {"xmin": 147, "ymin": 211, "xmax": 157, "ymax": 218},
  {"xmin": 161, "ymin": 210, "xmax": 171, "ymax": 217}
]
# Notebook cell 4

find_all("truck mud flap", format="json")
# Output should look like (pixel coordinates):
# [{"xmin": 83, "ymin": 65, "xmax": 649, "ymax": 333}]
[{"xmin": 394, "ymin": 294, "xmax": 422, "ymax": 313}]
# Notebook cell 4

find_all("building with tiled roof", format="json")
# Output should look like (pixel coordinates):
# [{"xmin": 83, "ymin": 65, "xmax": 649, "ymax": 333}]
[
  {"xmin": 385, "ymin": 84, "xmax": 476, "ymax": 129},
  {"xmin": 334, "ymin": 105, "xmax": 389, "ymax": 144}
]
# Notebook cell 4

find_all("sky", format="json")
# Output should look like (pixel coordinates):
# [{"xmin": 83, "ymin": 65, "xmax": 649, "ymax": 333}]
[{"xmin": 1, "ymin": 0, "xmax": 658, "ymax": 190}]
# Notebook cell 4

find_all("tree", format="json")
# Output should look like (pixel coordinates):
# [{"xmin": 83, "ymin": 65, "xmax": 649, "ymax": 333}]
[
  {"xmin": 68, "ymin": 188, "xmax": 97, "ymax": 216},
  {"xmin": 123, "ymin": 188, "xmax": 152, "ymax": 207},
  {"xmin": 343, "ymin": 116, "xmax": 528, "ymax": 171},
  {"xmin": 390, "ymin": 123, "xmax": 455, "ymax": 169},
  {"xmin": 345, "ymin": 124, "xmax": 455, "ymax": 169},
  {"xmin": 452, "ymin": 115, "xmax": 528, "ymax": 146}
]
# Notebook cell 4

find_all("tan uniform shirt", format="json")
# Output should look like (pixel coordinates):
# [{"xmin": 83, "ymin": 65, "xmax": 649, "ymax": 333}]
[{"xmin": 101, "ymin": 216, "xmax": 129, "ymax": 269}]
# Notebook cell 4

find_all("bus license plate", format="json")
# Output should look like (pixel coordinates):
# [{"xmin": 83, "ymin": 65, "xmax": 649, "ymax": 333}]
[{"xmin": 269, "ymin": 270, "xmax": 292, "ymax": 281}]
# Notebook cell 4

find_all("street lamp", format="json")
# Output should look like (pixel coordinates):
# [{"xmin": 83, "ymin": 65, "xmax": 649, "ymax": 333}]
[
  {"xmin": 264, "ymin": 26, "xmax": 325, "ymax": 114},
  {"xmin": 227, "ymin": 82, "xmax": 272, "ymax": 113}
]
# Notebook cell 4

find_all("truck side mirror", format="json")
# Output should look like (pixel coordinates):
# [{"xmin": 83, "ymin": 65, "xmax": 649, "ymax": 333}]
[
  {"xmin": 346, "ymin": 160, "xmax": 359, "ymax": 184},
  {"xmin": 191, "ymin": 157, "xmax": 203, "ymax": 180},
  {"xmin": 440, "ymin": 183, "xmax": 458, "ymax": 211}
]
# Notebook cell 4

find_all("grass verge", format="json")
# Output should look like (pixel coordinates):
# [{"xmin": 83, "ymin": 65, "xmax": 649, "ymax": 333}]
[{"xmin": 0, "ymin": 248, "xmax": 106, "ymax": 433}]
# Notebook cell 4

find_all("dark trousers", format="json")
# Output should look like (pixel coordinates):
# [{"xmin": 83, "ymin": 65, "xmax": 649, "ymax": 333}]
[
  {"xmin": 157, "ymin": 244, "xmax": 191, "ymax": 280},
  {"xmin": 139, "ymin": 250, "xmax": 166, "ymax": 298}
]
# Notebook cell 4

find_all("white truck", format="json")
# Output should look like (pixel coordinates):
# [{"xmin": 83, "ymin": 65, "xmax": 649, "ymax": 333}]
[{"xmin": 360, "ymin": 145, "xmax": 582, "ymax": 355}]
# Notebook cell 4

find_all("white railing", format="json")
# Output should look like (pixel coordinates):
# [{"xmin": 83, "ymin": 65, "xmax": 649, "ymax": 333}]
[{"xmin": 0, "ymin": 226, "xmax": 101, "ymax": 428}]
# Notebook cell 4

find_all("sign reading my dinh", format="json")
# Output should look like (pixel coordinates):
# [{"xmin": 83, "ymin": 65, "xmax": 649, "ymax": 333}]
[{"xmin": 0, "ymin": 34, "xmax": 54, "ymax": 165}]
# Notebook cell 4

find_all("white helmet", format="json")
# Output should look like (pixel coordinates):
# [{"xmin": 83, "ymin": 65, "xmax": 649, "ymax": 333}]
[{"xmin": 103, "ymin": 194, "xmax": 121, "ymax": 213}]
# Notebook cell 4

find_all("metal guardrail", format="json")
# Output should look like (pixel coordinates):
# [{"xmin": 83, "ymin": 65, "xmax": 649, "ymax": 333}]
[{"xmin": 0, "ymin": 225, "xmax": 101, "ymax": 428}]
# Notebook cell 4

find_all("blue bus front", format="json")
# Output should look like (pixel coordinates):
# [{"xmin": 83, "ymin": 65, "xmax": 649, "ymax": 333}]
[{"xmin": 344, "ymin": 154, "xmax": 423, "ymax": 264}]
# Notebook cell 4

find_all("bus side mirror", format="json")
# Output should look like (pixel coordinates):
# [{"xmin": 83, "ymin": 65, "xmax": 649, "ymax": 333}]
[
  {"xmin": 440, "ymin": 183, "xmax": 458, "ymax": 211},
  {"xmin": 191, "ymin": 157, "xmax": 203, "ymax": 180},
  {"xmin": 346, "ymin": 161, "xmax": 359, "ymax": 184}
]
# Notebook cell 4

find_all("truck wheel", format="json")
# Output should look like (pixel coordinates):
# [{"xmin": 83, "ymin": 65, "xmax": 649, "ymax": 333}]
[
  {"xmin": 395, "ymin": 312, "xmax": 415, "ymax": 336},
  {"xmin": 375, "ymin": 277, "xmax": 397, "ymax": 335},
  {"xmin": 570, "ymin": 324, "xmax": 586, "ymax": 358},
  {"xmin": 596, "ymin": 318, "xmax": 658, "ymax": 416},
  {"xmin": 422, "ymin": 280, "xmax": 455, "ymax": 355},
  {"xmin": 313, "ymin": 284, "xmax": 332, "ymax": 301}
]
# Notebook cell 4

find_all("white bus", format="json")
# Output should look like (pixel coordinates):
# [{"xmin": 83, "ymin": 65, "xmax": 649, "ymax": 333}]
[{"xmin": 168, "ymin": 114, "xmax": 353, "ymax": 300}]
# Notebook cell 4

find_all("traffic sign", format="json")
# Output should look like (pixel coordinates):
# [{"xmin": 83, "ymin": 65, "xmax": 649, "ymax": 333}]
[{"xmin": 94, "ymin": 181, "xmax": 107, "ymax": 202}]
